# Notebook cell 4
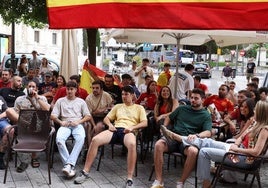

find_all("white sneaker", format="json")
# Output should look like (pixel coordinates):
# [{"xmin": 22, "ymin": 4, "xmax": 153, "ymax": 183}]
[
  {"xmin": 69, "ymin": 166, "xmax": 76, "ymax": 178},
  {"xmin": 151, "ymin": 180, "xmax": 164, "ymax": 188},
  {"xmin": 176, "ymin": 182, "xmax": 184, "ymax": 188},
  {"xmin": 62, "ymin": 164, "xmax": 72, "ymax": 177}
]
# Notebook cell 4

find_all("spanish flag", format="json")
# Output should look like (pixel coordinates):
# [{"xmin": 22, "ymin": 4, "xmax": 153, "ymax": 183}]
[
  {"xmin": 46, "ymin": 0, "xmax": 268, "ymax": 30},
  {"xmin": 80, "ymin": 59, "xmax": 122, "ymax": 93},
  {"xmin": 80, "ymin": 59, "xmax": 106, "ymax": 93}
]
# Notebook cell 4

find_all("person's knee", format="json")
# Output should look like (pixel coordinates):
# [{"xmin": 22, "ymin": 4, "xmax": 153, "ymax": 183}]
[
  {"xmin": 185, "ymin": 146, "xmax": 199, "ymax": 156},
  {"xmin": 154, "ymin": 140, "xmax": 166, "ymax": 153}
]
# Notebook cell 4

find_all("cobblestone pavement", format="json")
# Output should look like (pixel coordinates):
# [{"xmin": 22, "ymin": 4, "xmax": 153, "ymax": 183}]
[{"xmin": 1, "ymin": 140, "xmax": 267, "ymax": 188}]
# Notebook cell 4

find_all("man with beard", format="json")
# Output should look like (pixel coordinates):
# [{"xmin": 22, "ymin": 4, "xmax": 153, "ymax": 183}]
[
  {"xmin": 151, "ymin": 88, "xmax": 212, "ymax": 188},
  {"xmin": 103, "ymin": 74, "xmax": 122, "ymax": 104},
  {"xmin": 204, "ymin": 84, "xmax": 234, "ymax": 118},
  {"xmin": 22, "ymin": 68, "xmax": 40, "ymax": 87},
  {"xmin": 85, "ymin": 80, "xmax": 113, "ymax": 144},
  {"xmin": 0, "ymin": 76, "xmax": 25, "ymax": 107},
  {"xmin": 0, "ymin": 69, "xmax": 12, "ymax": 88}
]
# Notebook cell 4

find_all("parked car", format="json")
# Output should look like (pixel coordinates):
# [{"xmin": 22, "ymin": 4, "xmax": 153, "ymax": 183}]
[
  {"xmin": 193, "ymin": 62, "xmax": 212, "ymax": 78},
  {"xmin": 0, "ymin": 53, "xmax": 60, "ymax": 74}
]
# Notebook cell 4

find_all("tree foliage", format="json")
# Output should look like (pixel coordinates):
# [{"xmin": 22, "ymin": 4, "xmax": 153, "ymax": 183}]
[{"xmin": 0, "ymin": 0, "xmax": 47, "ymax": 28}]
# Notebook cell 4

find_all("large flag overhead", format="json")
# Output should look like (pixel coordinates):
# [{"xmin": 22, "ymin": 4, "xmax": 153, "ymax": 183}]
[{"xmin": 47, "ymin": 0, "xmax": 268, "ymax": 30}]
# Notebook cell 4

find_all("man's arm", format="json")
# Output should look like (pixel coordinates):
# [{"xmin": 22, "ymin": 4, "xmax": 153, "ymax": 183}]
[{"xmin": 130, "ymin": 119, "xmax": 147, "ymax": 131}]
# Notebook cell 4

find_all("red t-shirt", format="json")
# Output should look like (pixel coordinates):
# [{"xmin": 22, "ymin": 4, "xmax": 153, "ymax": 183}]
[
  {"xmin": 0, "ymin": 80, "xmax": 11, "ymax": 88},
  {"xmin": 136, "ymin": 93, "xmax": 157, "ymax": 110},
  {"xmin": 204, "ymin": 95, "xmax": 234, "ymax": 114},
  {"xmin": 197, "ymin": 83, "xmax": 208, "ymax": 93},
  {"xmin": 53, "ymin": 86, "xmax": 88, "ymax": 102}
]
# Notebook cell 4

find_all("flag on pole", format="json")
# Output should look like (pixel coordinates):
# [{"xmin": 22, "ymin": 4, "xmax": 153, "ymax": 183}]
[
  {"xmin": 47, "ymin": 0, "xmax": 268, "ymax": 30},
  {"xmin": 80, "ymin": 59, "xmax": 106, "ymax": 93},
  {"xmin": 80, "ymin": 59, "xmax": 122, "ymax": 94}
]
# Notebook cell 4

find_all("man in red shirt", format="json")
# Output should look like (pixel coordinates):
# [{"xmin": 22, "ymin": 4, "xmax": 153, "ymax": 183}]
[
  {"xmin": 51, "ymin": 75, "xmax": 88, "ymax": 107},
  {"xmin": 204, "ymin": 84, "xmax": 234, "ymax": 118},
  {"xmin": 0, "ymin": 69, "xmax": 12, "ymax": 88},
  {"xmin": 193, "ymin": 75, "xmax": 209, "ymax": 95}
]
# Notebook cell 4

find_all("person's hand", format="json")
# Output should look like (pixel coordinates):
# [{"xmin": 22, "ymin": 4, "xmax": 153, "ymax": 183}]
[
  {"xmin": 69, "ymin": 121, "xmax": 79, "ymax": 127},
  {"xmin": 229, "ymin": 144, "xmax": 239, "ymax": 152},
  {"xmin": 124, "ymin": 127, "xmax": 134, "ymax": 134},
  {"xmin": 187, "ymin": 134, "xmax": 198, "ymax": 142},
  {"xmin": 108, "ymin": 125, "xmax": 116, "ymax": 132},
  {"xmin": 61, "ymin": 121, "xmax": 69, "ymax": 127}
]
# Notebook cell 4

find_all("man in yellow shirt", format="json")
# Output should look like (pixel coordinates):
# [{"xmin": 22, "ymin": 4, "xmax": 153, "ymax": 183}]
[
  {"xmin": 74, "ymin": 86, "xmax": 147, "ymax": 188},
  {"xmin": 157, "ymin": 63, "xmax": 172, "ymax": 91}
]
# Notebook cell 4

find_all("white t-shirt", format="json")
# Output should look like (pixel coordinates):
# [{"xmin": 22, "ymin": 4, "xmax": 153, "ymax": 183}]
[
  {"xmin": 168, "ymin": 70, "xmax": 194, "ymax": 100},
  {"xmin": 51, "ymin": 96, "xmax": 90, "ymax": 122}
]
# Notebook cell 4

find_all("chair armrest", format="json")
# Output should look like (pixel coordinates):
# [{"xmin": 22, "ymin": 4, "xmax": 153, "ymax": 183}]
[{"xmin": 222, "ymin": 151, "xmax": 267, "ymax": 164}]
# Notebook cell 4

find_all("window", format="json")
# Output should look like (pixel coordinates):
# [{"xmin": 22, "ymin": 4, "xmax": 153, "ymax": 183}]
[
  {"xmin": 34, "ymin": 31, "xmax": 40, "ymax": 43},
  {"xmin": 52, "ymin": 33, "xmax": 57, "ymax": 45}
]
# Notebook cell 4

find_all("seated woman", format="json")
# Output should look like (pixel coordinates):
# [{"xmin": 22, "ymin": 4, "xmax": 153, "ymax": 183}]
[
  {"xmin": 224, "ymin": 98, "xmax": 255, "ymax": 140},
  {"xmin": 136, "ymin": 80, "xmax": 158, "ymax": 110},
  {"xmin": 161, "ymin": 100, "xmax": 268, "ymax": 188},
  {"xmin": 153, "ymin": 86, "xmax": 179, "ymax": 133}
]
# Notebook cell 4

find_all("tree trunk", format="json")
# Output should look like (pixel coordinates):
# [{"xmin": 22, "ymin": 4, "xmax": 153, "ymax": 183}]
[{"xmin": 86, "ymin": 28, "xmax": 97, "ymax": 66}]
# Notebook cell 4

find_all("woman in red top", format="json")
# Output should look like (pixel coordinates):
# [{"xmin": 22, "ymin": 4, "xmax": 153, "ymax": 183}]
[
  {"xmin": 154, "ymin": 86, "xmax": 179, "ymax": 124},
  {"xmin": 136, "ymin": 80, "xmax": 158, "ymax": 110}
]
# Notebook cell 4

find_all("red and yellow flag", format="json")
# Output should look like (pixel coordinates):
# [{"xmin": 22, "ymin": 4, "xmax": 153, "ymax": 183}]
[
  {"xmin": 80, "ymin": 59, "xmax": 122, "ymax": 93},
  {"xmin": 47, "ymin": 0, "xmax": 268, "ymax": 30},
  {"xmin": 80, "ymin": 59, "xmax": 106, "ymax": 93}
]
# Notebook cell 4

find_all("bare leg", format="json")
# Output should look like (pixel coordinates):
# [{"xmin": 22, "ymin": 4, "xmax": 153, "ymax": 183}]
[
  {"xmin": 123, "ymin": 133, "xmax": 136, "ymax": 179},
  {"xmin": 83, "ymin": 130, "xmax": 113, "ymax": 172},
  {"xmin": 179, "ymin": 146, "xmax": 199, "ymax": 183},
  {"xmin": 6, "ymin": 108, "xmax": 19, "ymax": 124},
  {"xmin": 154, "ymin": 139, "xmax": 169, "ymax": 184}
]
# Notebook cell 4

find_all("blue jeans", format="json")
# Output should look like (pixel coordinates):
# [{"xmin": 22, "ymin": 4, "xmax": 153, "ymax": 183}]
[
  {"xmin": 182, "ymin": 137, "xmax": 255, "ymax": 181},
  {"xmin": 56, "ymin": 124, "xmax": 85, "ymax": 167}
]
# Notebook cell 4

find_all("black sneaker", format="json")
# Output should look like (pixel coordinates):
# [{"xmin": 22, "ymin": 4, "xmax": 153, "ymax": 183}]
[
  {"xmin": 74, "ymin": 170, "xmax": 90, "ymax": 184},
  {"xmin": 125, "ymin": 179, "xmax": 134, "ymax": 188}
]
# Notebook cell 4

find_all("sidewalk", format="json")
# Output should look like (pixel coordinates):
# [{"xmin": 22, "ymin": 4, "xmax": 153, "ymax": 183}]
[{"xmin": 1, "ymin": 142, "xmax": 268, "ymax": 188}]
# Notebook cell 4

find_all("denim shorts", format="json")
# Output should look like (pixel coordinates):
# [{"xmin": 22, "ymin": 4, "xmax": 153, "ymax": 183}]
[
  {"xmin": 161, "ymin": 136, "xmax": 185, "ymax": 155},
  {"xmin": 109, "ymin": 128, "xmax": 127, "ymax": 145},
  {"xmin": 0, "ymin": 118, "xmax": 10, "ymax": 136}
]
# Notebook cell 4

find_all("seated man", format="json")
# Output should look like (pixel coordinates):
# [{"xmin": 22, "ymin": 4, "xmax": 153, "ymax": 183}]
[
  {"xmin": 6, "ymin": 81, "xmax": 50, "ymax": 171},
  {"xmin": 51, "ymin": 81, "xmax": 93, "ymax": 178},
  {"xmin": 151, "ymin": 88, "xmax": 212, "ymax": 188},
  {"xmin": 74, "ymin": 86, "xmax": 147, "ymax": 187},
  {"xmin": 85, "ymin": 80, "xmax": 113, "ymax": 145}
]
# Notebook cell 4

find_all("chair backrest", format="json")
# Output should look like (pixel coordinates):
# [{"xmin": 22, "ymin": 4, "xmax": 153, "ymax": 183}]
[{"xmin": 17, "ymin": 110, "xmax": 51, "ymax": 143}]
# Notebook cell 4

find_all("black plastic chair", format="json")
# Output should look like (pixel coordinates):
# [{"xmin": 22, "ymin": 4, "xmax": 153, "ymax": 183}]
[
  {"xmin": 212, "ymin": 151, "xmax": 268, "ymax": 188},
  {"xmin": 3, "ymin": 110, "xmax": 55, "ymax": 185}
]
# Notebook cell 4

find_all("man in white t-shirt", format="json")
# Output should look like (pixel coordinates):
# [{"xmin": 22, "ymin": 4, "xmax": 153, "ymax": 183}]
[
  {"xmin": 168, "ymin": 64, "xmax": 194, "ymax": 101},
  {"xmin": 51, "ymin": 81, "xmax": 93, "ymax": 178},
  {"xmin": 135, "ymin": 58, "xmax": 154, "ymax": 87}
]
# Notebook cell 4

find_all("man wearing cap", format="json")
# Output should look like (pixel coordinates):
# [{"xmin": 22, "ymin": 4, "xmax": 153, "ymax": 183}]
[
  {"xmin": 38, "ymin": 72, "xmax": 56, "ymax": 103},
  {"xmin": 29, "ymin": 50, "xmax": 42, "ymax": 70}
]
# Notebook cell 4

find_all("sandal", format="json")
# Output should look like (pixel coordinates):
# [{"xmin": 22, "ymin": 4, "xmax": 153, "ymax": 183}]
[
  {"xmin": 16, "ymin": 162, "xmax": 28, "ymax": 173},
  {"xmin": 31, "ymin": 158, "xmax": 40, "ymax": 168}
]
